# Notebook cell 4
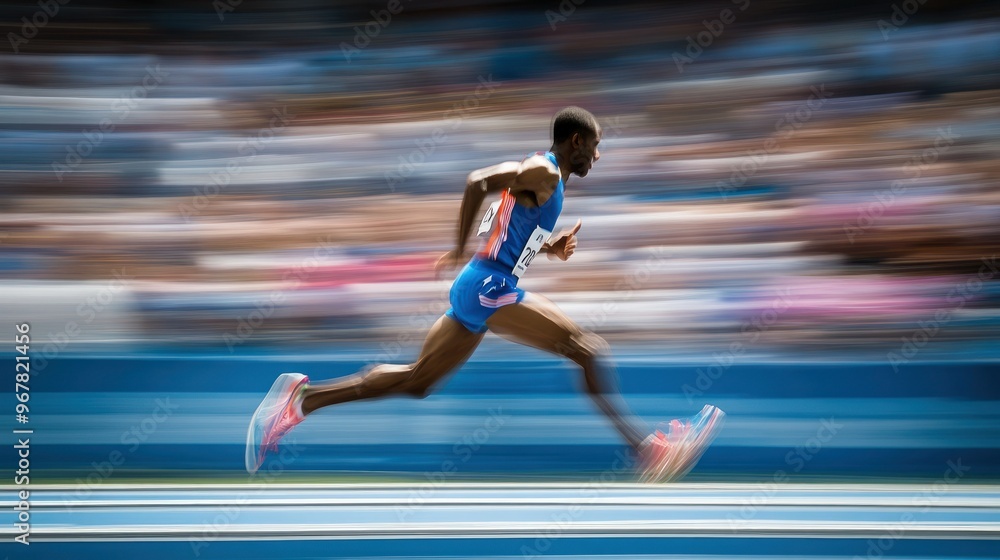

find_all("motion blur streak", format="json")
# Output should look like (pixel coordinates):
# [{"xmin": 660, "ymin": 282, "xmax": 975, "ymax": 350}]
[
  {"xmin": 0, "ymin": 0, "xmax": 997, "ymax": 558},
  {"xmin": 1, "ymin": 1, "xmax": 997, "ymax": 355}
]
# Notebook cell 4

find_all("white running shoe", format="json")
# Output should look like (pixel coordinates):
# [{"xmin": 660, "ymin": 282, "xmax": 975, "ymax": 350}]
[
  {"xmin": 245, "ymin": 373, "xmax": 309, "ymax": 475},
  {"xmin": 639, "ymin": 404, "xmax": 726, "ymax": 483}
]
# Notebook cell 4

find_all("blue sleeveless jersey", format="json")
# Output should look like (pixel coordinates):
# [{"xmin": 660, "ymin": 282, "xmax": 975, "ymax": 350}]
[{"xmin": 476, "ymin": 151, "xmax": 564, "ymax": 278}]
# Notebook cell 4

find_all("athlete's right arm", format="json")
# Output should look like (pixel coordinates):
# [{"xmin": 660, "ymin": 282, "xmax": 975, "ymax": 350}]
[
  {"xmin": 435, "ymin": 156, "xmax": 560, "ymax": 275},
  {"xmin": 459, "ymin": 156, "xmax": 558, "ymax": 252}
]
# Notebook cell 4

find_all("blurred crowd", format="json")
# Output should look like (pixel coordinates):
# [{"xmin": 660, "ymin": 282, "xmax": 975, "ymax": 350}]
[{"xmin": 1, "ymin": 0, "xmax": 998, "ymax": 357}]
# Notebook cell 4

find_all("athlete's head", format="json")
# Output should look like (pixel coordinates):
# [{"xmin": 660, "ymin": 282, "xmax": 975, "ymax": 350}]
[{"xmin": 552, "ymin": 106, "xmax": 601, "ymax": 177}]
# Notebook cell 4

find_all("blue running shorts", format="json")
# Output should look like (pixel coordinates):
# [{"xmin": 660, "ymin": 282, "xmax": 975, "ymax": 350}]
[{"xmin": 445, "ymin": 258, "xmax": 525, "ymax": 334}]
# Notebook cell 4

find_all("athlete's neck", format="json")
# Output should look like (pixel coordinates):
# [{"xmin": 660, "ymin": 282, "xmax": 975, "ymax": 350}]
[{"xmin": 549, "ymin": 145, "xmax": 572, "ymax": 184}]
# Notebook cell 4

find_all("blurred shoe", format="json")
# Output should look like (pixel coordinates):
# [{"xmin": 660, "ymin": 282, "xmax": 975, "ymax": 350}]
[
  {"xmin": 245, "ymin": 373, "xmax": 308, "ymax": 475},
  {"xmin": 639, "ymin": 404, "xmax": 725, "ymax": 483}
]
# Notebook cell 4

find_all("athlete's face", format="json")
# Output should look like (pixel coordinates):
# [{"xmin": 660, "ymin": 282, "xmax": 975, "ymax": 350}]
[{"xmin": 570, "ymin": 128, "xmax": 602, "ymax": 177}]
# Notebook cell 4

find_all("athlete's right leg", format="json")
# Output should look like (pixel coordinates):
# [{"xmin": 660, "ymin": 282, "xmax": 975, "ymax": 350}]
[
  {"xmin": 300, "ymin": 314, "xmax": 484, "ymax": 414},
  {"xmin": 247, "ymin": 259, "xmax": 492, "ymax": 474}
]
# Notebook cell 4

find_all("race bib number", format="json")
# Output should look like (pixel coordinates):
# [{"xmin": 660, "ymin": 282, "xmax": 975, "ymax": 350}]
[
  {"xmin": 477, "ymin": 200, "xmax": 501, "ymax": 236},
  {"xmin": 513, "ymin": 226, "xmax": 550, "ymax": 278}
]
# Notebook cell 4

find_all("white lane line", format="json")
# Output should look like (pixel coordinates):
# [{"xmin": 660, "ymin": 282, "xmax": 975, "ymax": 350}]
[
  {"xmin": 18, "ymin": 496, "xmax": 1000, "ymax": 509},
  {"xmin": 2, "ymin": 520, "xmax": 998, "ymax": 542}
]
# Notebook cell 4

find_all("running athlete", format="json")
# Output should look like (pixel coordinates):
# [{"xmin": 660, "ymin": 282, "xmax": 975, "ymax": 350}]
[{"xmin": 246, "ymin": 107, "xmax": 725, "ymax": 482}]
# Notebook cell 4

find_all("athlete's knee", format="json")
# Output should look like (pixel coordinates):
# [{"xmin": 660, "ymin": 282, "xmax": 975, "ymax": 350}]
[
  {"xmin": 580, "ymin": 332, "xmax": 611, "ymax": 358},
  {"xmin": 558, "ymin": 331, "xmax": 609, "ymax": 365},
  {"xmin": 398, "ymin": 361, "xmax": 441, "ymax": 399},
  {"xmin": 359, "ymin": 364, "xmax": 412, "ymax": 393}
]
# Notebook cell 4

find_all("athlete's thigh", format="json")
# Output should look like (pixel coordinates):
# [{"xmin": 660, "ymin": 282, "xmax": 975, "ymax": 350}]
[
  {"xmin": 401, "ymin": 313, "xmax": 485, "ymax": 395},
  {"xmin": 416, "ymin": 313, "xmax": 484, "ymax": 368},
  {"xmin": 485, "ymin": 292, "xmax": 581, "ymax": 354},
  {"xmin": 364, "ymin": 314, "xmax": 482, "ymax": 396}
]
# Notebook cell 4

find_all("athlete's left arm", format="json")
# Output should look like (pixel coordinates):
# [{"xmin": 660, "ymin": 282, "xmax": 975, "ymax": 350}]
[
  {"xmin": 467, "ymin": 154, "xmax": 559, "ymax": 196},
  {"xmin": 541, "ymin": 219, "xmax": 582, "ymax": 261}
]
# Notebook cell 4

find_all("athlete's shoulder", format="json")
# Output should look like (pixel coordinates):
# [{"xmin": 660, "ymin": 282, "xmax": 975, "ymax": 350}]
[
  {"xmin": 525, "ymin": 151, "xmax": 557, "ymax": 166},
  {"xmin": 517, "ymin": 152, "xmax": 559, "ymax": 188},
  {"xmin": 521, "ymin": 151, "xmax": 559, "ymax": 174}
]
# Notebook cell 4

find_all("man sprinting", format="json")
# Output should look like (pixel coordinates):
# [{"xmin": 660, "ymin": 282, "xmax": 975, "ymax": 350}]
[{"xmin": 246, "ymin": 107, "xmax": 725, "ymax": 481}]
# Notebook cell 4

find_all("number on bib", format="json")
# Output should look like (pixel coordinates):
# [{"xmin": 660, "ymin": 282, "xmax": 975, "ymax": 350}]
[{"xmin": 513, "ymin": 226, "xmax": 550, "ymax": 278}]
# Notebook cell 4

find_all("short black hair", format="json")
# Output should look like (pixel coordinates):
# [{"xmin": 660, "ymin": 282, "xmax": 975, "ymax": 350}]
[{"xmin": 552, "ymin": 106, "xmax": 599, "ymax": 144}]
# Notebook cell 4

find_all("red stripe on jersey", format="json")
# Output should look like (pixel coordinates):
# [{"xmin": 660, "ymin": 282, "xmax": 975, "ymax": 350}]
[{"xmin": 485, "ymin": 190, "xmax": 514, "ymax": 260}]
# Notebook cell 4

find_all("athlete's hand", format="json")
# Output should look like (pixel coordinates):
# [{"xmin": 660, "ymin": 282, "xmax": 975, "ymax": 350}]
[
  {"xmin": 546, "ymin": 219, "xmax": 581, "ymax": 261},
  {"xmin": 434, "ymin": 249, "xmax": 468, "ymax": 279}
]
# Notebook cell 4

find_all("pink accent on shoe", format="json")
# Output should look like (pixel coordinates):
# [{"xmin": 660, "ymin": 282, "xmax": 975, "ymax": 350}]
[
  {"xmin": 245, "ymin": 373, "xmax": 309, "ymax": 475},
  {"xmin": 638, "ymin": 404, "xmax": 726, "ymax": 483}
]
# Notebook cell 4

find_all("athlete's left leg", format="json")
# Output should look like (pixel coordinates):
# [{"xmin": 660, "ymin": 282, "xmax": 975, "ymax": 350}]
[
  {"xmin": 485, "ymin": 292, "xmax": 726, "ymax": 482},
  {"xmin": 485, "ymin": 292, "xmax": 648, "ymax": 450}
]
